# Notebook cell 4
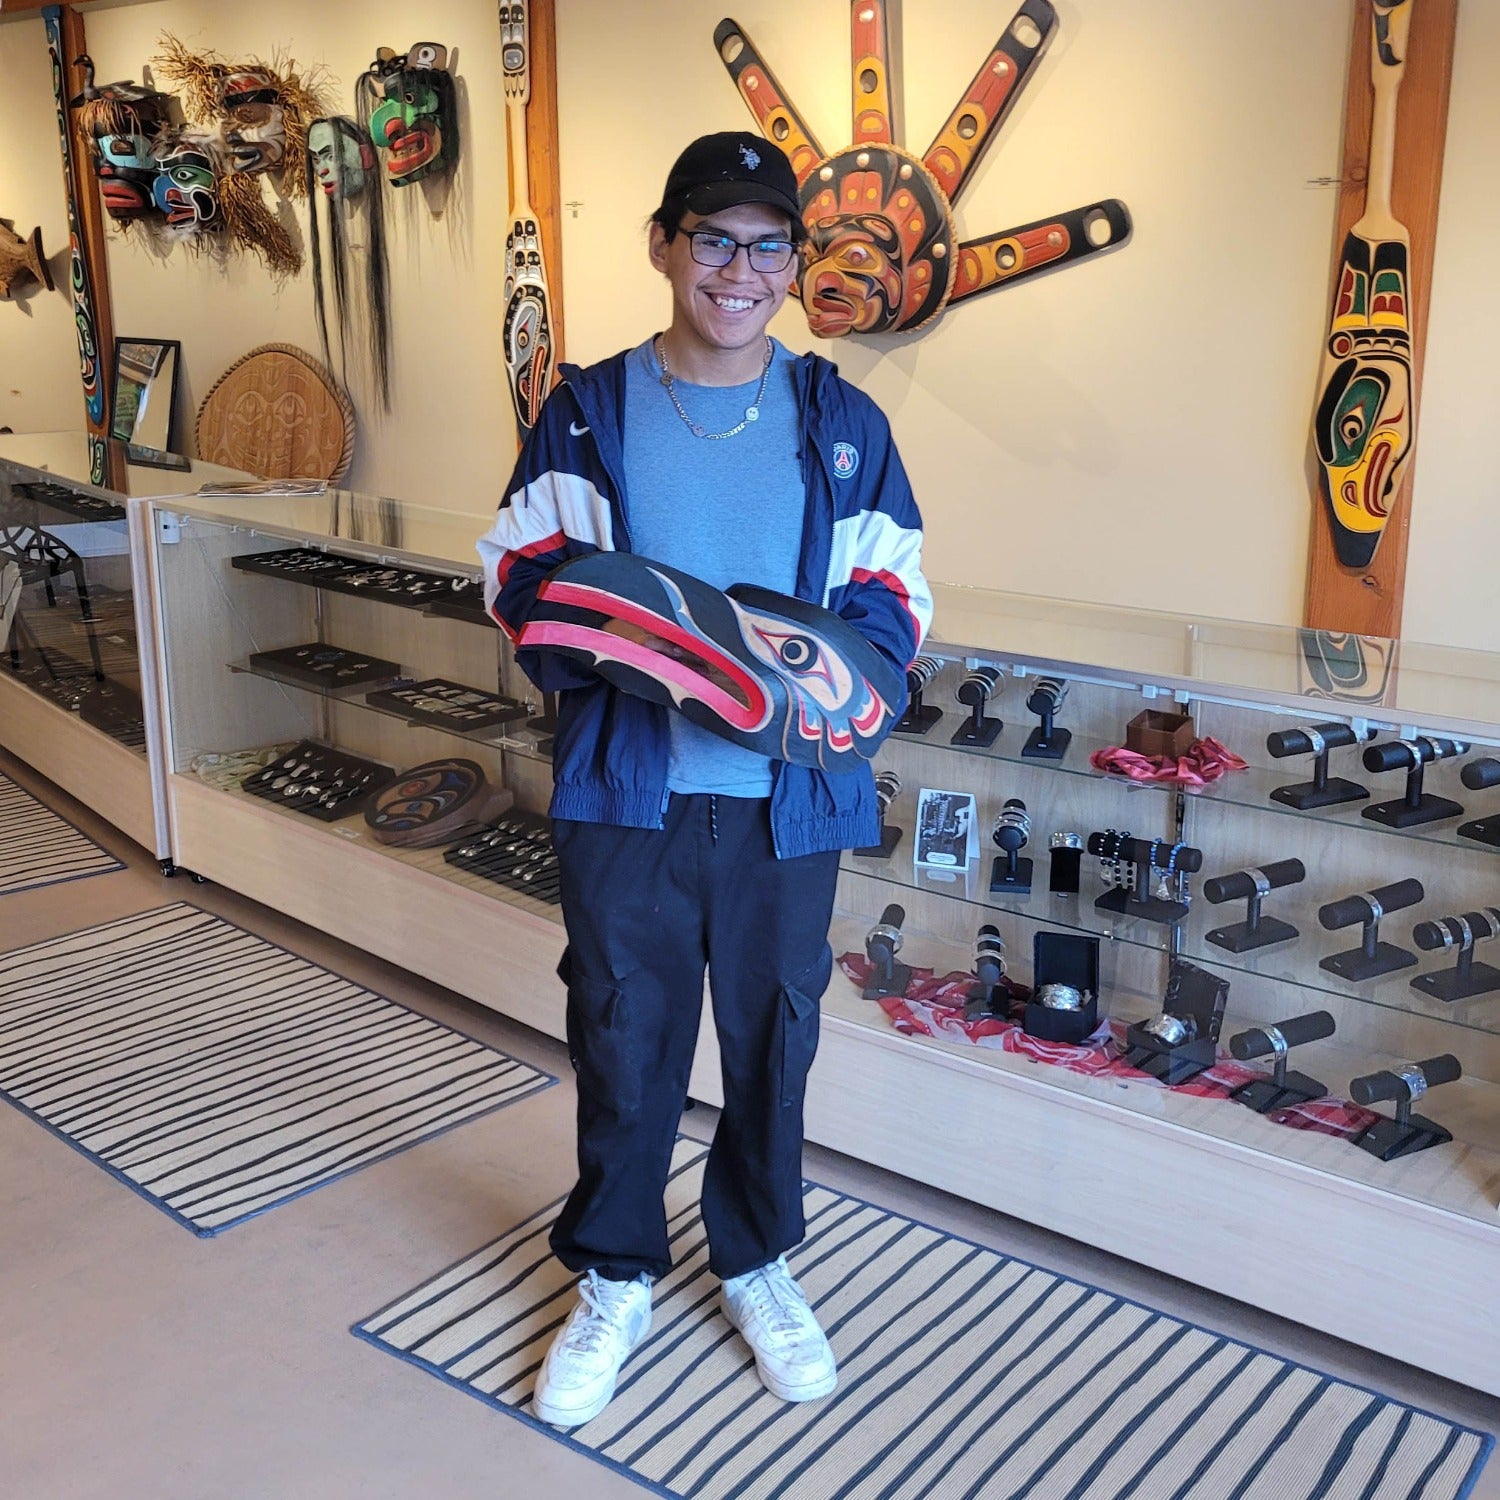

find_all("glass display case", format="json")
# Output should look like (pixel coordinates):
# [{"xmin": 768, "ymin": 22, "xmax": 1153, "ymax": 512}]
[
  {"xmin": 137, "ymin": 505, "xmax": 1500, "ymax": 1395},
  {"xmin": 0, "ymin": 431, "xmax": 252, "ymax": 853},
  {"xmin": 139, "ymin": 488, "xmax": 568, "ymax": 1042}
]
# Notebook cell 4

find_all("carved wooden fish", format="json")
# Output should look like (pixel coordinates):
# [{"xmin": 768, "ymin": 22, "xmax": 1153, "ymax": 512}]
[{"xmin": 0, "ymin": 221, "xmax": 54, "ymax": 298}]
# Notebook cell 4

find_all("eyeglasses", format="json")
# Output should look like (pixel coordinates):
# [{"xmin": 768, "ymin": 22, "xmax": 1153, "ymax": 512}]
[{"xmin": 683, "ymin": 229, "xmax": 796, "ymax": 274}]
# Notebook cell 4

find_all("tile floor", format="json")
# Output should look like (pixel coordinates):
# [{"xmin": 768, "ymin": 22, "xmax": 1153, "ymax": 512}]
[{"xmin": 1, "ymin": 746, "xmax": 1495, "ymax": 1500}]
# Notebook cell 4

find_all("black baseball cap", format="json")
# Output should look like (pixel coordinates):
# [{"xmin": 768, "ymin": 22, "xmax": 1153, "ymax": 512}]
[{"xmin": 657, "ymin": 131, "xmax": 807, "ymax": 240}]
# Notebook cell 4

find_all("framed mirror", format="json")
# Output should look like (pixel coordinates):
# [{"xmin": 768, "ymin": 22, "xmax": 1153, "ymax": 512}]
[{"xmin": 110, "ymin": 337, "xmax": 181, "ymax": 465}]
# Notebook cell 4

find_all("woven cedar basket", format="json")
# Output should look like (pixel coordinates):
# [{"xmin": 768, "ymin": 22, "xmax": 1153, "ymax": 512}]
[{"xmin": 195, "ymin": 343, "xmax": 356, "ymax": 481}]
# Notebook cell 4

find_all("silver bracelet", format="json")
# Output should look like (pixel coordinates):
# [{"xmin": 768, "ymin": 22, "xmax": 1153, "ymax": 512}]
[
  {"xmin": 1261, "ymin": 1024, "xmax": 1289, "ymax": 1061},
  {"xmin": 1036, "ymin": 983, "xmax": 1090, "ymax": 1012},
  {"xmin": 1142, "ymin": 1012, "xmax": 1195, "ymax": 1046},
  {"xmin": 1395, "ymin": 1063, "xmax": 1428, "ymax": 1101}
]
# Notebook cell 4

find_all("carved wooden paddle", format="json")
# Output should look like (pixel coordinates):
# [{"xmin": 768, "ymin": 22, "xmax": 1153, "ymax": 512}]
[
  {"xmin": 500, "ymin": 1, "xmax": 557, "ymax": 442},
  {"xmin": 1312, "ymin": 0, "xmax": 1415, "ymax": 570}
]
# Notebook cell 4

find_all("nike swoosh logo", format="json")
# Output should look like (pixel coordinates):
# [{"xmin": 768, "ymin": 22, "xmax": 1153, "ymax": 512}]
[{"xmin": 569, "ymin": 422, "xmax": 590, "ymax": 436}]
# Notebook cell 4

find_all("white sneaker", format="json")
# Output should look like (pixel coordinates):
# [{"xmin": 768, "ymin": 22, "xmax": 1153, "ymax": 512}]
[
  {"xmin": 532, "ymin": 1270, "xmax": 653, "ymax": 1427},
  {"xmin": 721, "ymin": 1256, "xmax": 838, "ymax": 1402}
]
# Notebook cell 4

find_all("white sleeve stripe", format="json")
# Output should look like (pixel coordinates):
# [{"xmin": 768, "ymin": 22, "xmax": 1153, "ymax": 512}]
[
  {"xmin": 827, "ymin": 510, "xmax": 933, "ymax": 637},
  {"xmin": 477, "ymin": 471, "xmax": 616, "ymax": 556}
]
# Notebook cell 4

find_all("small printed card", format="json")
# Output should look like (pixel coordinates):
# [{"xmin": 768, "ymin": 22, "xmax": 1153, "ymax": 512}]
[{"xmin": 914, "ymin": 787, "xmax": 979, "ymax": 868}]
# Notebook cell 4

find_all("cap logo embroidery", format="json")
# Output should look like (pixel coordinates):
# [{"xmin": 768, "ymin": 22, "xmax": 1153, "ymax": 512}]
[
  {"xmin": 832, "ymin": 441, "xmax": 859, "ymax": 480},
  {"xmin": 740, "ymin": 144, "xmax": 761, "ymax": 171}
]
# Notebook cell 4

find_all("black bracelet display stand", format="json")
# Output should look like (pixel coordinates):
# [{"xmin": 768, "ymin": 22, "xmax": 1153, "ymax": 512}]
[
  {"xmin": 1361, "ymin": 737, "xmax": 1466, "ymax": 828},
  {"xmin": 1123, "ymin": 960, "xmax": 1229, "ymax": 1084},
  {"xmin": 1227, "ymin": 1010, "xmax": 1335, "ymax": 1112},
  {"xmin": 1317, "ymin": 880, "xmax": 1424, "ymax": 980},
  {"xmin": 1048, "ymin": 832, "xmax": 1084, "ymax": 895},
  {"xmin": 1411, "ymin": 909, "xmax": 1500, "ymax": 1002},
  {"xmin": 1024, "ymin": 931, "xmax": 1100, "ymax": 1044},
  {"xmin": 950, "ymin": 665, "xmax": 1002, "ymax": 747},
  {"xmin": 1204, "ymin": 859, "xmax": 1305, "ymax": 952},
  {"xmin": 1088, "ymin": 832, "xmax": 1202, "ymax": 924},
  {"xmin": 989, "ymin": 798, "xmax": 1033, "ymax": 896},
  {"xmin": 1456, "ymin": 758, "xmax": 1500, "ymax": 848},
  {"xmin": 855, "ymin": 769, "xmax": 903, "ymax": 858},
  {"xmin": 894, "ymin": 655, "xmax": 944, "ymax": 735},
  {"xmin": 1266, "ymin": 722, "xmax": 1369, "ymax": 810},
  {"xmin": 1020, "ymin": 677, "xmax": 1070, "ymax": 760},
  {"xmin": 963, "ymin": 925, "xmax": 1010, "ymax": 1020},
  {"xmin": 1350, "ymin": 1054, "xmax": 1461, "ymax": 1161},
  {"xmin": 861, "ymin": 904, "xmax": 911, "ymax": 1000}
]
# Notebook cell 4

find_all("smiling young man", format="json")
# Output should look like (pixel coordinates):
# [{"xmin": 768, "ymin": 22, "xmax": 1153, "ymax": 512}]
[{"xmin": 479, "ymin": 132, "xmax": 931, "ymax": 1428}]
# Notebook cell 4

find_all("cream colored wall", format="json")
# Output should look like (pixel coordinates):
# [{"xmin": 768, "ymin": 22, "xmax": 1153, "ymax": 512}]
[
  {"xmin": 0, "ymin": 0, "xmax": 518, "ymax": 502},
  {"xmin": 557, "ymin": 0, "xmax": 1351, "ymax": 628},
  {"xmin": 0, "ymin": 0, "xmax": 1495, "ymax": 652},
  {"xmin": 0, "ymin": 21, "xmax": 84, "ymax": 435},
  {"xmin": 1400, "ymin": 0, "xmax": 1500, "ymax": 653}
]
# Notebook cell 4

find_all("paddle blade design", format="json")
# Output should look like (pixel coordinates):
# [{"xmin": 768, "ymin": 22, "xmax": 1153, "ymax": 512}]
[{"xmin": 1313, "ymin": 231, "xmax": 1414, "ymax": 569}]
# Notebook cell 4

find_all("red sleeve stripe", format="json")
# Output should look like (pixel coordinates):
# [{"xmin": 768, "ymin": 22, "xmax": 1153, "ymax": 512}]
[
  {"xmin": 495, "ymin": 529, "xmax": 567, "ymax": 589},
  {"xmin": 850, "ymin": 565, "xmax": 922, "ymax": 655}
]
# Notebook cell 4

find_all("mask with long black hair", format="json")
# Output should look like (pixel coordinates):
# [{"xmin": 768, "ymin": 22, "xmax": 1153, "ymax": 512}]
[{"xmin": 305, "ymin": 115, "xmax": 391, "ymax": 408}]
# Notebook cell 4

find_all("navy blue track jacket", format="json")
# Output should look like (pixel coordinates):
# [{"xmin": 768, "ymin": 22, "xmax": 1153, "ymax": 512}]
[{"xmin": 479, "ymin": 346, "xmax": 932, "ymax": 859}]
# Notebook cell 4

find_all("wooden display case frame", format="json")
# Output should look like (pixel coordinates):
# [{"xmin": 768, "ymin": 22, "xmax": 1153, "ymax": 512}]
[{"xmin": 138, "ymin": 500, "xmax": 1500, "ymax": 1397}]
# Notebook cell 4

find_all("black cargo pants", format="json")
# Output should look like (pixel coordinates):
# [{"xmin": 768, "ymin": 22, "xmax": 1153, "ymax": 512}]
[{"xmin": 548, "ymin": 791, "xmax": 840, "ymax": 1282}]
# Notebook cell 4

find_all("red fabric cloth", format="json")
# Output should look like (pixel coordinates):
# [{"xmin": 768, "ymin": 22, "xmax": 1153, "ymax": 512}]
[
  {"xmin": 837, "ymin": 952, "xmax": 1378, "ymax": 1142},
  {"xmin": 1088, "ymin": 736, "xmax": 1248, "ymax": 788}
]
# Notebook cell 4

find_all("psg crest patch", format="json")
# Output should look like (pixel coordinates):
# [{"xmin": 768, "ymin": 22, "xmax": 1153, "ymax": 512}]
[{"xmin": 831, "ymin": 441, "xmax": 859, "ymax": 480}]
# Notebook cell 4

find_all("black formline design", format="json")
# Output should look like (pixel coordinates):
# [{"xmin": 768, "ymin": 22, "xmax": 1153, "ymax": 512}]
[
  {"xmin": 0, "ymin": 902, "xmax": 556, "ymax": 1235},
  {"xmin": 0, "ymin": 773, "xmax": 124, "ymax": 896},
  {"xmin": 352, "ymin": 1140, "xmax": 1493, "ymax": 1500}
]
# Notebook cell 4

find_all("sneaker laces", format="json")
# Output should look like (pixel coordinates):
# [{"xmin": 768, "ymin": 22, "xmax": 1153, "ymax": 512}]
[
  {"xmin": 740, "ymin": 1259, "xmax": 808, "ymax": 1338},
  {"xmin": 561, "ymin": 1270, "xmax": 642, "ymax": 1355}
]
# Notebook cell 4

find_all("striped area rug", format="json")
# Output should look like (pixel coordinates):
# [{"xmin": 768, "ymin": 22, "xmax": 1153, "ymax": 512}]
[
  {"xmin": 356, "ymin": 1140, "xmax": 1492, "ymax": 1500},
  {"xmin": 0, "ymin": 903, "xmax": 554, "ymax": 1234},
  {"xmin": 0, "ymin": 773, "xmax": 123, "ymax": 895}
]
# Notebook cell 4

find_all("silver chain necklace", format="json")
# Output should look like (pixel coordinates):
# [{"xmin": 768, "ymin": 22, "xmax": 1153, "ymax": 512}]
[{"xmin": 655, "ymin": 334, "xmax": 773, "ymax": 440}]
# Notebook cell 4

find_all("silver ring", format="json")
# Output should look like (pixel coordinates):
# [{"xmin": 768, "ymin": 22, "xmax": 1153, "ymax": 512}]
[
  {"xmin": 1246, "ymin": 867, "xmax": 1273, "ymax": 898},
  {"xmin": 1262, "ymin": 1024, "xmax": 1289, "ymax": 1061},
  {"xmin": 1142, "ymin": 1012, "xmax": 1194, "ymax": 1046},
  {"xmin": 1050, "ymin": 832, "xmax": 1083, "ymax": 851},
  {"xmin": 1305, "ymin": 727, "xmax": 1327, "ymax": 756},
  {"xmin": 1395, "ymin": 1063, "xmax": 1428, "ymax": 1101},
  {"xmin": 1363, "ymin": 892, "xmax": 1385, "ymax": 924},
  {"xmin": 1037, "ymin": 983, "xmax": 1088, "ymax": 1012}
]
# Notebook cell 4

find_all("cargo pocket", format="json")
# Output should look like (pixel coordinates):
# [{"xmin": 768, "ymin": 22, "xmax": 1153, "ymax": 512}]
[
  {"xmin": 777, "ymin": 945, "xmax": 832, "ymax": 1109},
  {"xmin": 557, "ymin": 948, "xmax": 641, "ymax": 1119}
]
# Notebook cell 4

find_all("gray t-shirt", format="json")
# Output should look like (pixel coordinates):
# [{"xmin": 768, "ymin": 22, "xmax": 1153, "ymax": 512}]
[{"xmin": 623, "ymin": 336, "xmax": 803, "ymax": 797}]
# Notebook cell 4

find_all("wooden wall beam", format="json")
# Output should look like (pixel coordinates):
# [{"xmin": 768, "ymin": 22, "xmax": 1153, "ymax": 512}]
[
  {"xmin": 526, "ymin": 0, "xmax": 564, "ymax": 367},
  {"xmin": 1303, "ymin": 0, "xmax": 1457, "ymax": 639},
  {"xmin": 42, "ymin": 4, "xmax": 123, "ymax": 489}
]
